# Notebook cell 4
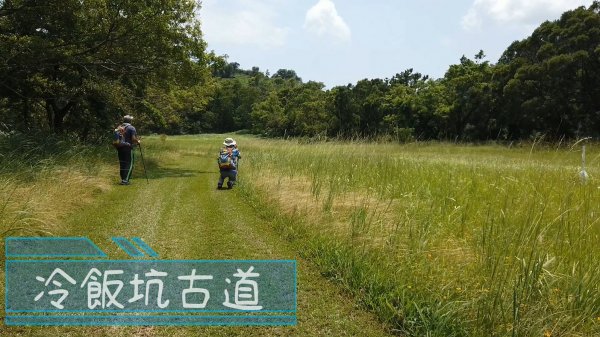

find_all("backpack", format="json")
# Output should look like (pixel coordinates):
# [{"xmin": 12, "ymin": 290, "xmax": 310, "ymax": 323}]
[
  {"xmin": 112, "ymin": 125, "xmax": 130, "ymax": 148},
  {"xmin": 218, "ymin": 147, "xmax": 236, "ymax": 170}
]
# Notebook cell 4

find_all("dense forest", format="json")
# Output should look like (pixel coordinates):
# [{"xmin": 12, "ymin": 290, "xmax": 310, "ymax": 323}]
[{"xmin": 2, "ymin": 1, "xmax": 600, "ymax": 141}]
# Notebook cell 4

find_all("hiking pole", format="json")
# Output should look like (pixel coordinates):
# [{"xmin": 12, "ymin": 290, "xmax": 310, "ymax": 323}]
[
  {"xmin": 574, "ymin": 137, "xmax": 591, "ymax": 185},
  {"xmin": 580, "ymin": 144, "xmax": 589, "ymax": 184},
  {"xmin": 138, "ymin": 142, "xmax": 149, "ymax": 183}
]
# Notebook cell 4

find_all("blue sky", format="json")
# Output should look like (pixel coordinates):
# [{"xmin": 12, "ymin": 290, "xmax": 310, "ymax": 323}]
[{"xmin": 199, "ymin": 0, "xmax": 594, "ymax": 88}]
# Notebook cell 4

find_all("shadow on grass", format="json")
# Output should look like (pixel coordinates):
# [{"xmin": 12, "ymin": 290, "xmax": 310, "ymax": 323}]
[{"xmin": 141, "ymin": 158, "xmax": 214, "ymax": 179}]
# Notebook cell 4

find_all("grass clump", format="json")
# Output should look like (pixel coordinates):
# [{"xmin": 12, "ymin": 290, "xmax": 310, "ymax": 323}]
[{"xmin": 0, "ymin": 132, "xmax": 114, "ymax": 236}]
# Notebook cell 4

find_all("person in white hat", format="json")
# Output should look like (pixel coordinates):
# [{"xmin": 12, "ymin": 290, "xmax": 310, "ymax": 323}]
[{"xmin": 217, "ymin": 138, "xmax": 241, "ymax": 189}]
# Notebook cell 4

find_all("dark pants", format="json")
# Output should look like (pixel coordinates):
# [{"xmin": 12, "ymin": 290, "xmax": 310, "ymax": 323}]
[
  {"xmin": 218, "ymin": 169, "xmax": 237, "ymax": 188},
  {"xmin": 117, "ymin": 147, "xmax": 134, "ymax": 182}
]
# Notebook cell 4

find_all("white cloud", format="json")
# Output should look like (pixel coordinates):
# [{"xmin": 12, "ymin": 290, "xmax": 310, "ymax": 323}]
[
  {"xmin": 200, "ymin": 1, "xmax": 289, "ymax": 49},
  {"xmin": 461, "ymin": 7, "xmax": 482, "ymax": 30},
  {"xmin": 461, "ymin": 0, "xmax": 595, "ymax": 31},
  {"xmin": 304, "ymin": 0, "xmax": 351, "ymax": 42}
]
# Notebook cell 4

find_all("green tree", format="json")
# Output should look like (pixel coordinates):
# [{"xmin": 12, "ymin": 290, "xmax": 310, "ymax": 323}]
[
  {"xmin": 251, "ymin": 91, "xmax": 286, "ymax": 136},
  {"xmin": 495, "ymin": 2, "xmax": 600, "ymax": 139},
  {"xmin": 0, "ymin": 0, "xmax": 211, "ymax": 137},
  {"xmin": 271, "ymin": 69, "xmax": 302, "ymax": 82},
  {"xmin": 285, "ymin": 81, "xmax": 329, "ymax": 136},
  {"xmin": 329, "ymin": 85, "xmax": 359, "ymax": 137},
  {"xmin": 441, "ymin": 53, "xmax": 494, "ymax": 140},
  {"xmin": 352, "ymin": 78, "xmax": 389, "ymax": 136}
]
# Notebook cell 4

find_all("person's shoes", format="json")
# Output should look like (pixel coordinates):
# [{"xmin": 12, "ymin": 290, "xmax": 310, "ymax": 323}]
[
  {"xmin": 120, "ymin": 180, "xmax": 130, "ymax": 185},
  {"xmin": 227, "ymin": 182, "xmax": 234, "ymax": 189},
  {"xmin": 217, "ymin": 184, "xmax": 222, "ymax": 190}
]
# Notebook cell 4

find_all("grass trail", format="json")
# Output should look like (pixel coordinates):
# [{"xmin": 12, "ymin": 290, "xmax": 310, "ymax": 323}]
[{"xmin": 0, "ymin": 135, "xmax": 391, "ymax": 337}]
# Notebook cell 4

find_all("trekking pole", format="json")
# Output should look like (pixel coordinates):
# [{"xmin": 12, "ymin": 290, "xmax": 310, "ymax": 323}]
[
  {"xmin": 138, "ymin": 142, "xmax": 149, "ymax": 183},
  {"xmin": 580, "ymin": 144, "xmax": 589, "ymax": 184},
  {"xmin": 574, "ymin": 137, "xmax": 591, "ymax": 185}
]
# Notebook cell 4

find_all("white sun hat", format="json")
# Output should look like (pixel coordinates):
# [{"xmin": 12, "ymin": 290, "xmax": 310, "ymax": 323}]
[{"xmin": 223, "ymin": 138, "xmax": 236, "ymax": 146}]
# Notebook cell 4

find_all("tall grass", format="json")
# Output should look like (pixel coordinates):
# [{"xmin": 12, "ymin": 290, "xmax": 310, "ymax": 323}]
[
  {"xmin": 0, "ymin": 132, "xmax": 114, "ymax": 236},
  {"xmin": 238, "ymin": 136, "xmax": 600, "ymax": 336}
]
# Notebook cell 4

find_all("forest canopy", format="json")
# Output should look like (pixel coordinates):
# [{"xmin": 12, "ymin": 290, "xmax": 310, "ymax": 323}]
[{"xmin": 2, "ymin": 1, "xmax": 600, "ymax": 141}]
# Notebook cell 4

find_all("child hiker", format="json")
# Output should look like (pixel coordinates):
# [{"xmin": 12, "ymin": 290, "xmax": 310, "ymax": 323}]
[{"xmin": 217, "ymin": 137, "xmax": 241, "ymax": 189}]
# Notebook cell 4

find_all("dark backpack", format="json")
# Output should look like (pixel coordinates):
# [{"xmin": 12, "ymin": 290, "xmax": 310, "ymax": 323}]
[{"xmin": 112, "ymin": 125, "xmax": 130, "ymax": 148}]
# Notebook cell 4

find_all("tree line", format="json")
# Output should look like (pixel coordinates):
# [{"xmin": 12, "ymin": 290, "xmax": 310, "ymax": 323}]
[{"xmin": 2, "ymin": 1, "xmax": 600, "ymax": 142}]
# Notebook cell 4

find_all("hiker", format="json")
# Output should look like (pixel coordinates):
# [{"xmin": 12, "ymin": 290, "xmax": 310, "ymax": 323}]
[
  {"xmin": 217, "ymin": 137, "xmax": 241, "ymax": 189},
  {"xmin": 114, "ymin": 115, "xmax": 140, "ymax": 185}
]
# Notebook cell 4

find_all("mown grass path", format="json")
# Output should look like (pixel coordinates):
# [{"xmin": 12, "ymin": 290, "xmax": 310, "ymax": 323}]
[{"xmin": 1, "ymin": 136, "xmax": 392, "ymax": 337}]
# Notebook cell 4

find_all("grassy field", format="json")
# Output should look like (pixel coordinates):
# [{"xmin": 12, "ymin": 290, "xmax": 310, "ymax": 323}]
[
  {"xmin": 1, "ymin": 134, "xmax": 599, "ymax": 336},
  {"xmin": 238, "ymin": 136, "xmax": 600, "ymax": 337},
  {"xmin": 0, "ymin": 134, "xmax": 390, "ymax": 337}
]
